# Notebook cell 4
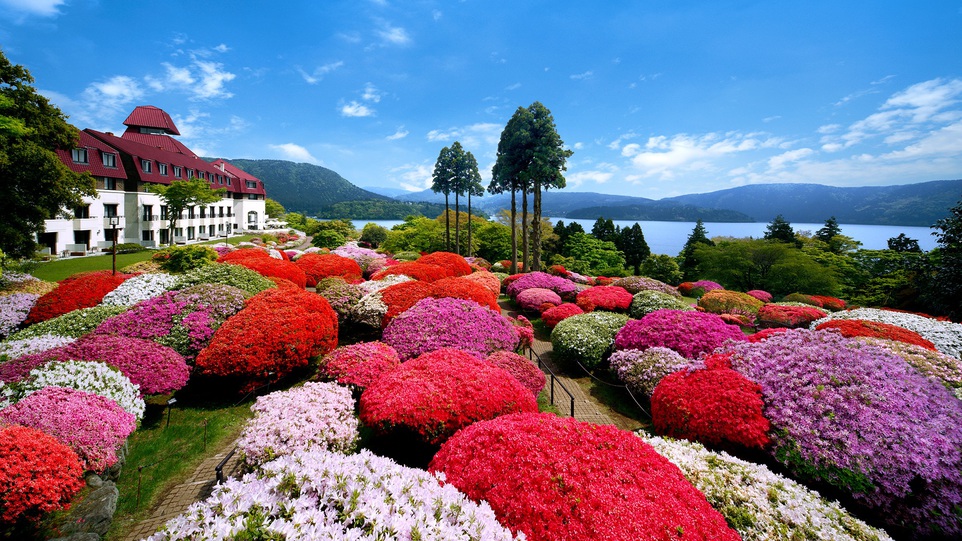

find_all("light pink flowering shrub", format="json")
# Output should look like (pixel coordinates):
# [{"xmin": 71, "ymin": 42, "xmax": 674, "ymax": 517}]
[
  {"xmin": 317, "ymin": 341, "xmax": 400, "ymax": 390},
  {"xmin": 485, "ymin": 350, "xmax": 546, "ymax": 396}
]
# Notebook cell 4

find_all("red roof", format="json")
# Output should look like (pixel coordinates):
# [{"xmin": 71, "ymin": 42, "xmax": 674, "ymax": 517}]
[
  {"xmin": 120, "ymin": 131, "xmax": 198, "ymax": 156},
  {"xmin": 211, "ymin": 159, "xmax": 267, "ymax": 196},
  {"xmin": 57, "ymin": 130, "xmax": 128, "ymax": 179},
  {"xmin": 123, "ymin": 105, "xmax": 180, "ymax": 135}
]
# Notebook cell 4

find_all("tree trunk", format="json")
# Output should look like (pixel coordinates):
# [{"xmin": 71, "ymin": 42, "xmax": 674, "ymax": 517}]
[
  {"xmin": 521, "ymin": 188, "xmax": 529, "ymax": 272},
  {"xmin": 510, "ymin": 189, "xmax": 517, "ymax": 274},
  {"xmin": 454, "ymin": 191, "xmax": 461, "ymax": 255},
  {"xmin": 444, "ymin": 193, "xmax": 450, "ymax": 251},
  {"xmin": 532, "ymin": 179, "xmax": 542, "ymax": 272},
  {"xmin": 467, "ymin": 191, "xmax": 473, "ymax": 257}
]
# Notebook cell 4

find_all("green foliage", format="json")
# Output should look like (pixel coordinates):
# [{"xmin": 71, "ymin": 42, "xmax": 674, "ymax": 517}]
[
  {"xmin": 359, "ymin": 223, "xmax": 388, "ymax": 248},
  {"xmin": 308, "ymin": 219, "xmax": 355, "ymax": 249},
  {"xmin": 562, "ymin": 232, "xmax": 627, "ymax": 276},
  {"xmin": 591, "ymin": 217, "xmax": 617, "ymax": 243},
  {"xmin": 814, "ymin": 216, "xmax": 842, "ymax": 245},
  {"xmin": 888, "ymin": 233, "xmax": 922, "ymax": 253},
  {"xmin": 172, "ymin": 263, "xmax": 276, "ymax": 295},
  {"xmin": 474, "ymin": 221, "xmax": 513, "ymax": 263},
  {"xmin": 149, "ymin": 178, "xmax": 226, "ymax": 244},
  {"xmin": 550, "ymin": 311, "xmax": 629, "ymax": 369},
  {"xmin": 763, "ymin": 215, "xmax": 800, "ymax": 247},
  {"xmin": 927, "ymin": 197, "xmax": 962, "ymax": 320},
  {"xmin": 111, "ymin": 243, "xmax": 148, "ymax": 254},
  {"xmin": 678, "ymin": 220, "xmax": 715, "ymax": 280},
  {"xmin": 264, "ymin": 198, "xmax": 285, "ymax": 218},
  {"xmin": 617, "ymin": 223, "xmax": 651, "ymax": 274},
  {"xmin": 694, "ymin": 238, "xmax": 838, "ymax": 297},
  {"xmin": 640, "ymin": 254, "xmax": 683, "ymax": 285},
  {"xmin": 152, "ymin": 245, "xmax": 218, "ymax": 273},
  {"xmin": 381, "ymin": 216, "xmax": 446, "ymax": 254},
  {"xmin": 311, "ymin": 230, "xmax": 347, "ymax": 250}
]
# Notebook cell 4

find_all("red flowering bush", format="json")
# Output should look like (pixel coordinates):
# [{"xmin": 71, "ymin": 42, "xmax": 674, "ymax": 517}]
[
  {"xmin": 815, "ymin": 319, "xmax": 937, "ymax": 350},
  {"xmin": 359, "ymin": 348, "xmax": 537, "ymax": 447},
  {"xmin": 810, "ymin": 295, "xmax": 847, "ymax": 311},
  {"xmin": 614, "ymin": 310, "xmax": 746, "ymax": 359},
  {"xmin": 485, "ymin": 350, "xmax": 546, "ymax": 396},
  {"xmin": 228, "ymin": 257, "xmax": 307, "ymax": 289},
  {"xmin": 317, "ymin": 341, "xmax": 400, "ymax": 391},
  {"xmin": 746, "ymin": 289, "xmax": 773, "ymax": 303},
  {"xmin": 380, "ymin": 281, "xmax": 433, "ymax": 325},
  {"xmin": 652, "ymin": 366, "xmax": 771, "ymax": 450},
  {"xmin": 501, "ymin": 273, "xmax": 524, "ymax": 291},
  {"xmin": 515, "ymin": 287, "xmax": 562, "ymax": 313},
  {"xmin": 429, "ymin": 276, "xmax": 500, "ymax": 312},
  {"xmin": 25, "ymin": 270, "xmax": 133, "ymax": 325},
  {"xmin": 417, "ymin": 251, "xmax": 472, "ymax": 277},
  {"xmin": 294, "ymin": 253, "xmax": 363, "ymax": 287},
  {"xmin": 541, "ymin": 303, "xmax": 585, "ymax": 329},
  {"xmin": 462, "ymin": 271, "xmax": 502, "ymax": 297},
  {"xmin": 575, "ymin": 285, "xmax": 633, "ymax": 313},
  {"xmin": 746, "ymin": 328, "xmax": 791, "ymax": 342},
  {"xmin": 429, "ymin": 412, "xmax": 740, "ymax": 541},
  {"xmin": 216, "ymin": 247, "xmax": 270, "ymax": 263},
  {"xmin": 757, "ymin": 304, "xmax": 827, "ymax": 329},
  {"xmin": 697, "ymin": 289, "xmax": 765, "ymax": 316},
  {"xmin": 195, "ymin": 288, "xmax": 338, "ymax": 392},
  {"xmin": 498, "ymin": 260, "xmax": 523, "ymax": 272},
  {"xmin": 548, "ymin": 264, "xmax": 570, "ymax": 277},
  {"xmin": 370, "ymin": 261, "xmax": 449, "ymax": 282},
  {"xmin": 0, "ymin": 425, "xmax": 85, "ymax": 525}
]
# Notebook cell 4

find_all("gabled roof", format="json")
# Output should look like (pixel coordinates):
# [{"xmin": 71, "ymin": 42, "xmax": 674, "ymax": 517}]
[
  {"xmin": 211, "ymin": 159, "xmax": 267, "ymax": 195},
  {"xmin": 120, "ymin": 131, "xmax": 198, "ymax": 156},
  {"xmin": 123, "ymin": 105, "xmax": 181, "ymax": 135},
  {"xmin": 57, "ymin": 129, "xmax": 128, "ymax": 179}
]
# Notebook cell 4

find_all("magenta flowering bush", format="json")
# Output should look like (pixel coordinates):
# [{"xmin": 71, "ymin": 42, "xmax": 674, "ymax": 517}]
[
  {"xmin": 0, "ymin": 386, "xmax": 136, "ymax": 471},
  {"xmin": 614, "ymin": 309, "xmax": 746, "ymax": 359},
  {"xmin": 746, "ymin": 289, "xmax": 773, "ymax": 303},
  {"xmin": 485, "ymin": 350, "xmax": 546, "ymax": 396},
  {"xmin": 317, "ymin": 341, "xmax": 401, "ymax": 390},
  {"xmin": 719, "ymin": 329, "xmax": 962, "ymax": 537},
  {"xmin": 237, "ymin": 382, "xmax": 358, "ymax": 467},
  {"xmin": 505, "ymin": 271, "xmax": 578, "ymax": 301},
  {"xmin": 514, "ymin": 287, "xmax": 561, "ymax": 313},
  {"xmin": 382, "ymin": 297, "xmax": 519, "ymax": 360},
  {"xmin": 0, "ymin": 292, "xmax": 38, "ymax": 338}
]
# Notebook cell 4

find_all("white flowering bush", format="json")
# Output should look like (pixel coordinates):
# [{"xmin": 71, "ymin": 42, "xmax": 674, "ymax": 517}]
[
  {"xmin": 609, "ymin": 347, "xmax": 689, "ymax": 396},
  {"xmin": 237, "ymin": 382, "xmax": 358, "ymax": 467},
  {"xmin": 17, "ymin": 360, "xmax": 145, "ymax": 421},
  {"xmin": 0, "ymin": 334, "xmax": 77, "ymax": 363},
  {"xmin": 356, "ymin": 274, "xmax": 413, "ymax": 296},
  {"xmin": 644, "ymin": 435, "xmax": 894, "ymax": 541},
  {"xmin": 812, "ymin": 308, "xmax": 962, "ymax": 360},
  {"xmin": 147, "ymin": 448, "xmax": 522, "ymax": 541},
  {"xmin": 628, "ymin": 290, "xmax": 695, "ymax": 319},
  {"xmin": 6, "ymin": 305, "xmax": 128, "ymax": 340},
  {"xmin": 100, "ymin": 273, "xmax": 178, "ymax": 306},
  {"xmin": 352, "ymin": 290, "xmax": 389, "ymax": 328},
  {"xmin": 550, "ymin": 311, "xmax": 629, "ymax": 368}
]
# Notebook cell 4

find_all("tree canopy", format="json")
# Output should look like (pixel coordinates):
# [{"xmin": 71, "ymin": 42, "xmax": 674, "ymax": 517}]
[
  {"xmin": 763, "ymin": 214, "xmax": 799, "ymax": 246},
  {"xmin": 149, "ymin": 178, "xmax": 226, "ymax": 244},
  {"xmin": 928, "ymin": 197, "xmax": 962, "ymax": 320}
]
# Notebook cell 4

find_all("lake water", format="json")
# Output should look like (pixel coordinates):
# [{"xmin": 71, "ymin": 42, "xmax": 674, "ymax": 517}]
[{"xmin": 357, "ymin": 218, "xmax": 938, "ymax": 256}]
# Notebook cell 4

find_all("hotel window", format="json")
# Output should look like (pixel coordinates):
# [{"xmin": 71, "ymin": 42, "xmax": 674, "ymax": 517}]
[
  {"xmin": 247, "ymin": 194, "xmax": 258, "ymax": 200},
  {"xmin": 173, "ymin": 166, "xmax": 182, "ymax": 178},
  {"xmin": 141, "ymin": 159, "xmax": 152, "ymax": 173},
  {"xmin": 218, "ymin": 177, "xmax": 224, "ymax": 185},
  {"xmin": 158, "ymin": 163, "xmax": 168, "ymax": 175},
  {"xmin": 226, "ymin": 178, "xmax": 231, "ymax": 185},
  {"xmin": 102, "ymin": 152, "xmax": 116, "ymax": 168},
  {"xmin": 188, "ymin": 206, "xmax": 195, "ymax": 219},
  {"xmin": 187, "ymin": 227, "xmax": 195, "ymax": 240},
  {"xmin": 186, "ymin": 169, "xmax": 194, "ymax": 178},
  {"xmin": 104, "ymin": 177, "xmax": 117, "ymax": 190},
  {"xmin": 74, "ymin": 205, "xmax": 90, "ymax": 219},
  {"xmin": 71, "ymin": 148, "xmax": 89, "ymax": 164},
  {"xmin": 160, "ymin": 205, "xmax": 169, "ymax": 220},
  {"xmin": 246, "ymin": 180, "xmax": 257, "ymax": 189},
  {"xmin": 104, "ymin": 204, "xmax": 119, "ymax": 218}
]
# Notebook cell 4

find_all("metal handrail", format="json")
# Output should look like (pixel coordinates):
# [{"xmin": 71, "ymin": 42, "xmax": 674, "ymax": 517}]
[
  {"xmin": 527, "ymin": 347, "xmax": 575, "ymax": 418},
  {"xmin": 215, "ymin": 447, "xmax": 238, "ymax": 484}
]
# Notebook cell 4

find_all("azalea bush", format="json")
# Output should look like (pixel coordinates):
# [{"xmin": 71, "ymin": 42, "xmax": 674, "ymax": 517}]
[
  {"xmin": 351, "ymin": 290, "xmax": 390, "ymax": 328},
  {"xmin": 152, "ymin": 245, "xmax": 218, "ymax": 273},
  {"xmin": 0, "ymin": 334, "xmax": 76, "ymax": 371},
  {"xmin": 813, "ymin": 307, "xmax": 962, "ymax": 359},
  {"xmin": 485, "ymin": 350, "xmax": 546, "ymax": 396},
  {"xmin": 745, "ymin": 289, "xmax": 773, "ymax": 303},
  {"xmin": 719, "ymin": 329, "xmax": 962, "ymax": 537},
  {"xmin": 314, "ymin": 277, "xmax": 365, "ymax": 322},
  {"xmin": 0, "ymin": 386, "xmax": 136, "ymax": 471},
  {"xmin": 550, "ymin": 311, "xmax": 629, "ymax": 369},
  {"xmin": 678, "ymin": 280, "xmax": 723, "ymax": 297},
  {"xmin": 609, "ymin": 346, "xmax": 689, "ymax": 397},
  {"xmin": 644, "ymin": 435, "xmax": 895, "ymax": 541},
  {"xmin": 628, "ymin": 290, "xmax": 695, "ymax": 319},
  {"xmin": 17, "ymin": 359, "xmax": 146, "ymax": 420},
  {"xmin": 226, "ymin": 255, "xmax": 307, "ymax": 288},
  {"xmin": 429, "ymin": 412, "xmax": 740, "ymax": 541},
  {"xmin": 782, "ymin": 292, "xmax": 824, "ymax": 307},
  {"xmin": 0, "ymin": 292, "xmax": 38, "ymax": 338},
  {"xmin": 359, "ymin": 348, "xmax": 537, "ymax": 447},
  {"xmin": 651, "ymin": 365, "xmax": 771, "ymax": 450},
  {"xmin": 815, "ymin": 319, "xmax": 937, "ymax": 350},
  {"xmin": 171, "ymin": 262, "xmax": 276, "ymax": 296},
  {"xmin": 195, "ymin": 288, "xmax": 338, "ymax": 392},
  {"xmin": 462, "ymin": 270, "xmax": 502, "ymax": 297},
  {"xmin": 505, "ymin": 271, "xmax": 578, "ymax": 301},
  {"xmin": 147, "ymin": 448, "xmax": 521, "ymax": 540},
  {"xmin": 25, "ymin": 270, "xmax": 133, "ymax": 325},
  {"xmin": 293, "ymin": 253, "xmax": 363, "ymax": 287},
  {"xmin": 540, "ymin": 302, "xmax": 584, "ymax": 329},
  {"xmin": 382, "ymin": 297, "xmax": 519, "ymax": 360},
  {"xmin": 757, "ymin": 303, "xmax": 827, "ymax": 329},
  {"xmin": 7, "ymin": 305, "xmax": 127, "ymax": 341},
  {"xmin": 697, "ymin": 289, "xmax": 765, "ymax": 316},
  {"xmin": 614, "ymin": 309, "xmax": 745, "ymax": 359},
  {"xmin": 237, "ymin": 382, "xmax": 358, "ymax": 467},
  {"xmin": 860, "ymin": 337, "xmax": 962, "ymax": 396},
  {"xmin": 99, "ymin": 272, "xmax": 179, "ymax": 306},
  {"xmin": 317, "ymin": 341, "xmax": 400, "ymax": 391},
  {"xmin": 417, "ymin": 251, "xmax": 472, "ymax": 277},
  {"xmin": 429, "ymin": 276, "xmax": 500, "ymax": 312},
  {"xmin": 331, "ymin": 242, "xmax": 386, "ymax": 271},
  {"xmin": 575, "ymin": 285, "xmax": 633, "ymax": 313},
  {"xmin": 370, "ymin": 261, "xmax": 449, "ymax": 282},
  {"xmin": 810, "ymin": 294, "xmax": 846, "ymax": 310},
  {"xmin": 0, "ymin": 425, "xmax": 85, "ymax": 526},
  {"xmin": 515, "ymin": 287, "xmax": 562, "ymax": 313},
  {"xmin": 612, "ymin": 275, "xmax": 681, "ymax": 297}
]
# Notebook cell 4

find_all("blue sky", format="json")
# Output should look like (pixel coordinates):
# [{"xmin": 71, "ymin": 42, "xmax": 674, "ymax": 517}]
[{"xmin": 2, "ymin": 0, "xmax": 961, "ymax": 199}]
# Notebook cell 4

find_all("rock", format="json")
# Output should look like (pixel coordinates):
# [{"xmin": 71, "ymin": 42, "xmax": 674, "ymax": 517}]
[
  {"xmin": 85, "ymin": 472, "xmax": 103, "ymax": 488},
  {"xmin": 102, "ymin": 442, "xmax": 128, "ymax": 482},
  {"xmin": 59, "ymin": 482, "xmax": 118, "ymax": 537}
]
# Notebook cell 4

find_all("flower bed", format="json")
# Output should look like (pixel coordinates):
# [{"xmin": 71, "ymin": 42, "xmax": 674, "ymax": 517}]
[
  {"xmin": 429, "ymin": 276, "xmax": 500, "ymax": 312},
  {"xmin": 697, "ymin": 289, "xmax": 765, "ymax": 316},
  {"xmin": 429, "ymin": 412, "xmax": 740, "ymax": 541},
  {"xmin": 815, "ymin": 319, "xmax": 937, "ymax": 350},
  {"xmin": 293, "ymin": 253, "xmax": 363, "ymax": 287},
  {"xmin": 8, "ymin": 305, "xmax": 127, "ymax": 341},
  {"xmin": 612, "ymin": 275, "xmax": 681, "ymax": 297},
  {"xmin": 515, "ymin": 287, "xmax": 562, "ymax": 313},
  {"xmin": 609, "ymin": 347, "xmax": 689, "ymax": 397},
  {"xmin": 575, "ymin": 285, "xmax": 633, "ymax": 313},
  {"xmin": 359, "ymin": 348, "xmax": 537, "ymax": 447},
  {"xmin": 382, "ymin": 297, "xmax": 519, "ymax": 360},
  {"xmin": 99, "ymin": 273, "xmax": 179, "ymax": 306},
  {"xmin": 0, "ymin": 334, "xmax": 76, "ymax": 371},
  {"xmin": 317, "ymin": 341, "xmax": 400, "ymax": 390},
  {"xmin": 147, "ymin": 448, "xmax": 520, "ymax": 540},
  {"xmin": 810, "ymin": 295, "xmax": 846, "ymax": 310},
  {"xmin": 237, "ymin": 382, "xmax": 358, "ymax": 467},
  {"xmin": 782, "ymin": 292, "xmax": 823, "ymax": 307},
  {"xmin": 17, "ymin": 360, "xmax": 146, "ymax": 420},
  {"xmin": 0, "ymin": 292, "xmax": 38, "ymax": 338},
  {"xmin": 171, "ymin": 263, "xmax": 276, "ymax": 295},
  {"xmin": 505, "ymin": 271, "xmax": 578, "ymax": 301},
  {"xmin": 485, "ymin": 350, "xmax": 546, "ymax": 396},
  {"xmin": 416, "ymin": 251, "xmax": 472, "ymax": 277},
  {"xmin": 719, "ymin": 329, "xmax": 962, "ymax": 537},
  {"xmin": 644, "ymin": 435, "xmax": 895, "ymax": 541},
  {"xmin": 369, "ymin": 261, "xmax": 450, "ymax": 282},
  {"xmin": 628, "ymin": 290, "xmax": 694, "ymax": 318},
  {"xmin": 540, "ymin": 302, "xmax": 584, "ymax": 329},
  {"xmin": 745, "ymin": 289, "xmax": 773, "ymax": 303},
  {"xmin": 757, "ymin": 303, "xmax": 827, "ymax": 329},
  {"xmin": 331, "ymin": 242, "xmax": 385, "ymax": 270},
  {"xmin": 614, "ymin": 309, "xmax": 745, "ymax": 359},
  {"xmin": 678, "ymin": 280, "xmax": 723, "ymax": 296},
  {"xmin": 859, "ymin": 337, "xmax": 962, "ymax": 396},
  {"xmin": 226, "ymin": 256, "xmax": 307, "ymax": 288},
  {"xmin": 550, "ymin": 311, "xmax": 629, "ymax": 369},
  {"xmin": 379, "ymin": 280, "xmax": 433, "ymax": 325},
  {"xmin": 25, "ymin": 270, "xmax": 133, "ymax": 325},
  {"xmin": 812, "ymin": 307, "xmax": 962, "ymax": 359}
]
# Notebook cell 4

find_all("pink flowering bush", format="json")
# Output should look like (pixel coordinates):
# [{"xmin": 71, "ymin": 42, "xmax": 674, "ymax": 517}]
[
  {"xmin": 237, "ymin": 382, "xmax": 358, "ymax": 467},
  {"xmin": 515, "ymin": 287, "xmax": 562, "ymax": 313},
  {"xmin": 612, "ymin": 275, "xmax": 681, "ymax": 297},
  {"xmin": 429, "ymin": 412, "xmax": 740, "ymax": 541},
  {"xmin": 0, "ymin": 386, "xmax": 135, "ymax": 471},
  {"xmin": 860, "ymin": 337, "xmax": 962, "ymax": 396},
  {"xmin": 575, "ymin": 285, "xmax": 633, "ymax": 312},
  {"xmin": 359, "ymin": 348, "xmax": 537, "ymax": 447},
  {"xmin": 746, "ymin": 289, "xmax": 773, "ymax": 303},
  {"xmin": 317, "ymin": 341, "xmax": 401, "ymax": 391},
  {"xmin": 462, "ymin": 270, "xmax": 502, "ymax": 297},
  {"xmin": 540, "ymin": 302, "xmax": 584, "ymax": 329},
  {"xmin": 485, "ymin": 350, "xmax": 546, "ymax": 396},
  {"xmin": 609, "ymin": 347, "xmax": 689, "ymax": 397},
  {"xmin": 614, "ymin": 309, "xmax": 746, "ymax": 359},
  {"xmin": 382, "ymin": 298, "xmax": 519, "ymax": 360},
  {"xmin": 18, "ymin": 359, "xmax": 146, "ymax": 420},
  {"xmin": 505, "ymin": 271, "xmax": 578, "ymax": 301}
]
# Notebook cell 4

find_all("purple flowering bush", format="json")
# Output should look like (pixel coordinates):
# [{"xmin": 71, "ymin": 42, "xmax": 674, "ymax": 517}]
[
  {"xmin": 614, "ymin": 309, "xmax": 746, "ymax": 359},
  {"xmin": 859, "ymin": 337, "xmax": 962, "ymax": 397},
  {"xmin": 0, "ymin": 292, "xmax": 38, "ymax": 338},
  {"xmin": 719, "ymin": 329, "xmax": 962, "ymax": 537},
  {"xmin": 237, "ymin": 382, "xmax": 358, "ymax": 467},
  {"xmin": 382, "ymin": 297, "xmax": 519, "ymax": 360},
  {"xmin": 515, "ymin": 287, "xmax": 562, "ymax": 313},
  {"xmin": 505, "ymin": 271, "xmax": 578, "ymax": 301},
  {"xmin": 0, "ymin": 386, "xmax": 136, "ymax": 471},
  {"xmin": 315, "ymin": 277, "xmax": 365, "ymax": 322},
  {"xmin": 609, "ymin": 347, "xmax": 689, "ymax": 397},
  {"xmin": 612, "ymin": 275, "xmax": 682, "ymax": 297}
]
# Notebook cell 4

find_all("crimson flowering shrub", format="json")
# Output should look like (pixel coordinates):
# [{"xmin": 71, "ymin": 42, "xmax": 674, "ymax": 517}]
[
  {"xmin": 227, "ymin": 256, "xmax": 307, "ymax": 288},
  {"xmin": 515, "ymin": 287, "xmax": 562, "ymax": 313},
  {"xmin": 614, "ymin": 309, "xmax": 746, "ymax": 359},
  {"xmin": 815, "ymin": 319, "xmax": 937, "ymax": 350},
  {"xmin": 317, "ymin": 341, "xmax": 401, "ymax": 390},
  {"xmin": 745, "ymin": 289, "xmax": 773, "ymax": 303},
  {"xmin": 0, "ymin": 425, "xmax": 84, "ymax": 525},
  {"xmin": 0, "ymin": 386, "xmax": 136, "ymax": 471},
  {"xmin": 512, "ymin": 314, "xmax": 534, "ymax": 351},
  {"xmin": 609, "ymin": 347, "xmax": 689, "ymax": 397},
  {"xmin": 810, "ymin": 295, "xmax": 846, "ymax": 311},
  {"xmin": 379, "ymin": 280, "xmax": 433, "ymax": 325},
  {"xmin": 651, "ymin": 366, "xmax": 771, "ymax": 450},
  {"xmin": 417, "ymin": 251, "xmax": 472, "ymax": 277},
  {"xmin": 216, "ymin": 247, "xmax": 270, "ymax": 264},
  {"xmin": 370, "ymin": 261, "xmax": 449, "ymax": 282},
  {"xmin": 548, "ymin": 264, "xmax": 569, "ymax": 277},
  {"xmin": 382, "ymin": 297, "xmax": 519, "ymax": 360},
  {"xmin": 25, "ymin": 271, "xmax": 133, "ymax": 325},
  {"xmin": 746, "ymin": 328, "xmax": 790, "ymax": 342},
  {"xmin": 612, "ymin": 275, "xmax": 681, "ymax": 297},
  {"xmin": 678, "ymin": 280, "xmax": 722, "ymax": 297},
  {"xmin": 462, "ymin": 270, "xmax": 502, "ymax": 297},
  {"xmin": 501, "ymin": 273, "xmax": 524, "ymax": 292},
  {"xmin": 505, "ymin": 271, "xmax": 578, "ymax": 301},
  {"xmin": 757, "ymin": 304, "xmax": 827, "ymax": 329},
  {"xmin": 359, "ymin": 348, "xmax": 537, "ymax": 447},
  {"xmin": 541, "ymin": 302, "xmax": 584, "ymax": 329},
  {"xmin": 697, "ymin": 289, "xmax": 765, "ymax": 316},
  {"xmin": 429, "ymin": 276, "xmax": 500, "ymax": 312},
  {"xmin": 719, "ymin": 329, "xmax": 962, "ymax": 537},
  {"xmin": 429, "ymin": 412, "xmax": 740, "ymax": 541},
  {"xmin": 293, "ymin": 253, "xmax": 363, "ymax": 287},
  {"xmin": 195, "ymin": 288, "xmax": 338, "ymax": 392},
  {"xmin": 575, "ymin": 285, "xmax": 633, "ymax": 313},
  {"xmin": 485, "ymin": 350, "xmax": 546, "ymax": 396}
]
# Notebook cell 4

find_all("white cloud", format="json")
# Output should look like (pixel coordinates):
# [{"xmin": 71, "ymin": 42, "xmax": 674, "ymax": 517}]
[
  {"xmin": 608, "ymin": 131, "xmax": 639, "ymax": 150},
  {"xmin": 432, "ymin": 9, "xmax": 442, "ymax": 21},
  {"xmin": 298, "ymin": 61, "xmax": 344, "ymax": 84},
  {"xmin": 766, "ymin": 148, "xmax": 815, "ymax": 171},
  {"xmin": 376, "ymin": 22, "xmax": 411, "ymax": 46},
  {"xmin": 213, "ymin": 43, "xmax": 230, "ymax": 53},
  {"xmin": 622, "ymin": 132, "xmax": 779, "ymax": 180},
  {"xmin": 566, "ymin": 163, "xmax": 618, "ymax": 188},
  {"xmin": 505, "ymin": 82, "xmax": 522, "ymax": 91},
  {"xmin": 269, "ymin": 143, "xmax": 320, "ymax": 164},
  {"xmin": 163, "ymin": 63, "xmax": 195, "ymax": 86},
  {"xmin": 80, "ymin": 76, "xmax": 145, "ymax": 115},
  {"xmin": 341, "ymin": 101, "xmax": 375, "ymax": 117},
  {"xmin": 386, "ymin": 126, "xmax": 409, "ymax": 140},
  {"xmin": 573, "ymin": 142, "xmax": 584, "ymax": 150},
  {"xmin": 390, "ymin": 163, "xmax": 433, "ymax": 192},
  {"xmin": 426, "ymin": 122, "xmax": 502, "ymax": 150},
  {"xmin": 0, "ymin": 0, "xmax": 64, "ymax": 16},
  {"xmin": 362, "ymin": 83, "xmax": 382, "ymax": 103},
  {"xmin": 570, "ymin": 71, "xmax": 594, "ymax": 80},
  {"xmin": 192, "ymin": 60, "xmax": 236, "ymax": 99}
]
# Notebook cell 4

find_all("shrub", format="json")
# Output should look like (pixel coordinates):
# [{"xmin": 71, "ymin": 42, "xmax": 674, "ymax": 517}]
[
  {"xmin": 628, "ymin": 290, "xmax": 694, "ymax": 319},
  {"xmin": 505, "ymin": 271, "xmax": 578, "ymax": 301},
  {"xmin": 515, "ymin": 287, "xmax": 562, "ymax": 313},
  {"xmin": 608, "ymin": 347, "xmax": 689, "ymax": 397},
  {"xmin": 575, "ymin": 285, "xmax": 633, "ymax": 312},
  {"xmin": 611, "ymin": 275, "xmax": 681, "ymax": 297},
  {"xmin": 0, "ymin": 386, "xmax": 136, "ymax": 471},
  {"xmin": 428, "ymin": 276, "xmax": 500, "ymax": 312},
  {"xmin": 99, "ymin": 273, "xmax": 179, "ymax": 306},
  {"xmin": 237, "ymin": 382, "xmax": 358, "ymax": 467},
  {"xmin": 172, "ymin": 263, "xmax": 276, "ymax": 295},
  {"xmin": 550, "ymin": 311, "xmax": 629, "ymax": 369},
  {"xmin": 293, "ymin": 253, "xmax": 363, "ymax": 287},
  {"xmin": 331, "ymin": 242, "xmax": 385, "ymax": 271},
  {"xmin": 417, "ymin": 251, "xmax": 472, "ymax": 277},
  {"xmin": 644, "ymin": 435, "xmax": 895, "ymax": 541},
  {"xmin": 651, "ymin": 366, "xmax": 771, "ymax": 450},
  {"xmin": 719, "ymin": 329, "xmax": 962, "ymax": 537},
  {"xmin": 810, "ymin": 294, "xmax": 846, "ymax": 310},
  {"xmin": 815, "ymin": 319, "xmax": 937, "ymax": 350},
  {"xmin": 369, "ymin": 261, "xmax": 449, "ymax": 282},
  {"xmin": 0, "ymin": 334, "xmax": 76, "ymax": 372},
  {"xmin": 379, "ymin": 280, "xmax": 433, "ymax": 326},
  {"xmin": 697, "ymin": 289, "xmax": 765, "ymax": 316},
  {"xmin": 485, "ymin": 350, "xmax": 546, "ymax": 396},
  {"xmin": 152, "ymin": 245, "xmax": 219, "ymax": 273},
  {"xmin": 315, "ymin": 278, "xmax": 365, "ymax": 322},
  {"xmin": 757, "ymin": 303, "xmax": 827, "ymax": 329},
  {"xmin": 0, "ymin": 292, "xmax": 37, "ymax": 338},
  {"xmin": 226, "ymin": 256, "xmax": 307, "ymax": 288},
  {"xmin": 782, "ymin": 292, "xmax": 823, "ymax": 307},
  {"xmin": 615, "ymin": 310, "xmax": 746, "ymax": 359},
  {"xmin": 859, "ymin": 337, "xmax": 962, "ymax": 396},
  {"xmin": 25, "ymin": 271, "xmax": 133, "ymax": 325},
  {"xmin": 111, "ymin": 242, "xmax": 147, "ymax": 254},
  {"xmin": 745, "ymin": 289, "xmax": 773, "ymax": 303},
  {"xmin": 461, "ymin": 270, "xmax": 502, "ymax": 297},
  {"xmin": 678, "ymin": 280, "xmax": 723, "ymax": 296},
  {"xmin": 429, "ymin": 412, "xmax": 740, "ymax": 541},
  {"xmin": 382, "ymin": 298, "xmax": 519, "ymax": 361},
  {"xmin": 0, "ymin": 425, "xmax": 84, "ymax": 525},
  {"xmin": 195, "ymin": 288, "xmax": 338, "ymax": 393},
  {"xmin": 359, "ymin": 348, "xmax": 537, "ymax": 447},
  {"xmin": 317, "ymin": 341, "xmax": 401, "ymax": 391},
  {"xmin": 812, "ymin": 307, "xmax": 962, "ymax": 359},
  {"xmin": 540, "ymin": 302, "xmax": 584, "ymax": 329},
  {"xmin": 17, "ymin": 360, "xmax": 146, "ymax": 420},
  {"xmin": 7, "ymin": 305, "xmax": 127, "ymax": 343}
]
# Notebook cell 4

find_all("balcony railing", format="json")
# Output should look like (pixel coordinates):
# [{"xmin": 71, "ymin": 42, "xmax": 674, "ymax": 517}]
[
  {"xmin": 103, "ymin": 216, "xmax": 124, "ymax": 229},
  {"xmin": 141, "ymin": 214, "xmax": 160, "ymax": 222}
]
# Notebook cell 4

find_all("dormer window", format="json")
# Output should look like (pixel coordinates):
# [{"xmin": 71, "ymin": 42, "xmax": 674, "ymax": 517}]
[
  {"xmin": 246, "ymin": 180, "xmax": 257, "ymax": 189},
  {"xmin": 102, "ymin": 152, "xmax": 117, "ymax": 168},
  {"xmin": 159, "ymin": 163, "xmax": 168, "ymax": 176},
  {"xmin": 72, "ymin": 148, "xmax": 89, "ymax": 164},
  {"xmin": 186, "ymin": 169, "xmax": 194, "ymax": 178},
  {"xmin": 173, "ymin": 166, "xmax": 182, "ymax": 178},
  {"xmin": 141, "ymin": 159, "xmax": 152, "ymax": 173}
]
